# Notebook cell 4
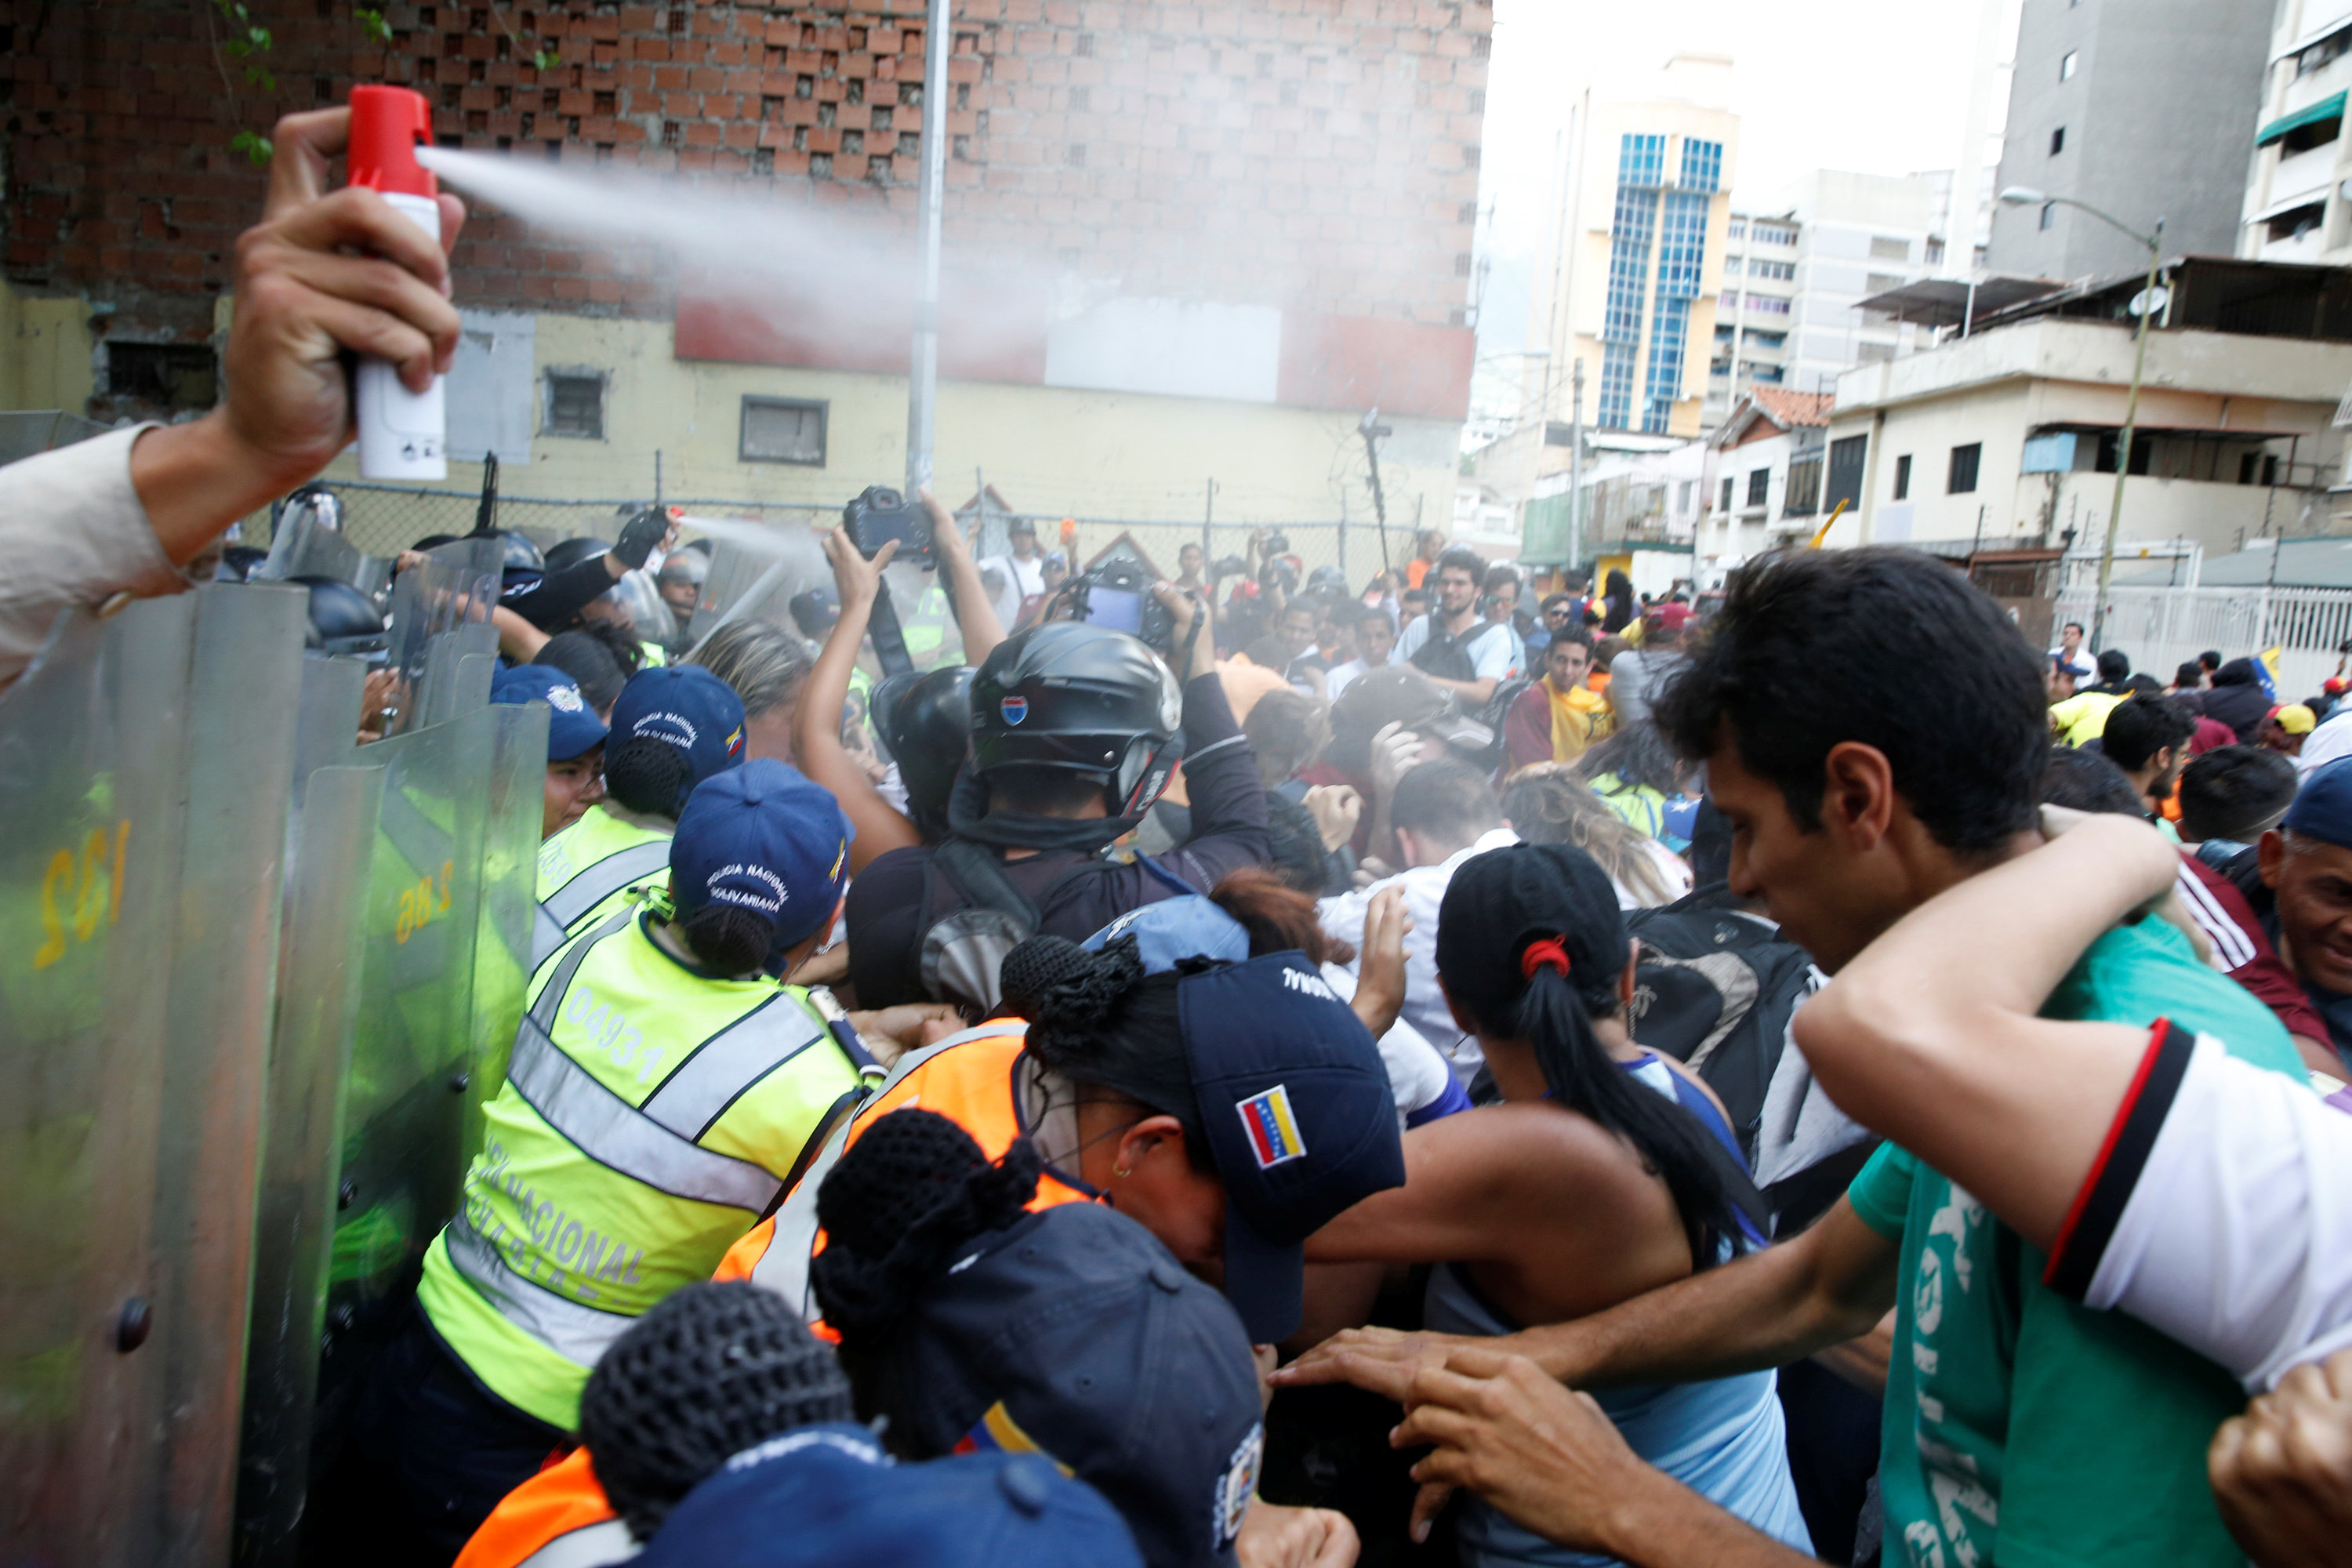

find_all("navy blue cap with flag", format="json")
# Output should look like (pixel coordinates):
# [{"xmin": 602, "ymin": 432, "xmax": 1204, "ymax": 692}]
[
  {"xmin": 631, "ymin": 1421, "xmax": 1142, "ymax": 1568},
  {"xmin": 491, "ymin": 662, "xmax": 608, "ymax": 760},
  {"xmin": 1178, "ymin": 953, "xmax": 1406, "ymax": 1344},
  {"xmin": 670, "ymin": 759, "xmax": 853, "ymax": 949},
  {"xmin": 609, "ymin": 664, "xmax": 747, "ymax": 798},
  {"xmin": 874, "ymin": 1203, "xmax": 1265, "ymax": 1568}
]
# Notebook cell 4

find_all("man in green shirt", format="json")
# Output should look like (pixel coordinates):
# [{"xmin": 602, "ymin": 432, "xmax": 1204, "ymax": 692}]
[{"xmin": 1279, "ymin": 548, "xmax": 2303, "ymax": 1567}]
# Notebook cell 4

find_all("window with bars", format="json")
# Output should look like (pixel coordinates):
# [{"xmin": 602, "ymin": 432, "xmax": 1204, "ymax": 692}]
[
  {"xmin": 1747, "ymin": 468, "xmax": 1770, "ymax": 506},
  {"xmin": 1784, "ymin": 456, "xmax": 1822, "ymax": 517},
  {"xmin": 739, "ymin": 396, "xmax": 828, "ymax": 465},
  {"xmin": 543, "ymin": 370, "xmax": 605, "ymax": 438},
  {"xmin": 1948, "ymin": 442, "xmax": 1982, "ymax": 495},
  {"xmin": 1748, "ymin": 259, "xmax": 1795, "ymax": 280}
]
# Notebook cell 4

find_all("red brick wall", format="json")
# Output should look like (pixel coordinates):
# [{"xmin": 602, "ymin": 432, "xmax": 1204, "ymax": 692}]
[{"xmin": 4, "ymin": 0, "xmax": 1487, "ymax": 397}]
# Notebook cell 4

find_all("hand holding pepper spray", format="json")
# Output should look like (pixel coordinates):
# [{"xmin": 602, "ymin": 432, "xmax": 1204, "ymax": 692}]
[{"xmin": 347, "ymin": 85, "xmax": 447, "ymax": 480}]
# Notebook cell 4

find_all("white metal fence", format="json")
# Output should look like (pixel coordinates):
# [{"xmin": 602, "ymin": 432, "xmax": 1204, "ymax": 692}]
[{"xmin": 2055, "ymin": 584, "xmax": 2352, "ymax": 698}]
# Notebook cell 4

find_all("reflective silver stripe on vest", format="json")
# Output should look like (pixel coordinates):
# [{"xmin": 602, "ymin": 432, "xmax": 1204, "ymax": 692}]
[
  {"xmin": 533, "ymin": 840, "xmax": 671, "ymax": 967},
  {"xmin": 640, "ymin": 996, "xmax": 828, "ymax": 1143},
  {"xmin": 506, "ymin": 1022, "xmax": 785, "ymax": 1214},
  {"xmin": 510, "ymin": 909, "xmax": 784, "ymax": 1214},
  {"xmin": 514, "ymin": 1519, "xmax": 637, "ymax": 1568},
  {"xmin": 530, "ymin": 903, "xmax": 571, "ymax": 971},
  {"xmin": 746, "ymin": 1022, "xmax": 1029, "ymax": 1319},
  {"xmin": 443, "ymin": 1216, "xmax": 641, "ymax": 1367}
]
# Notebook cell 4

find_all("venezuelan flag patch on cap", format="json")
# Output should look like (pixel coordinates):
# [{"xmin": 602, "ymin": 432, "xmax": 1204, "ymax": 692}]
[{"xmin": 1236, "ymin": 1084, "xmax": 1307, "ymax": 1169}]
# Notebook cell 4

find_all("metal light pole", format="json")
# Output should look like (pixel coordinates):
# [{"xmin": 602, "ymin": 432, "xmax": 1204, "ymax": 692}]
[
  {"xmin": 1999, "ymin": 187, "xmax": 2164, "ymax": 652},
  {"xmin": 1569, "ymin": 357, "xmax": 1585, "ymax": 583},
  {"xmin": 904, "ymin": 0, "xmax": 952, "ymax": 498}
]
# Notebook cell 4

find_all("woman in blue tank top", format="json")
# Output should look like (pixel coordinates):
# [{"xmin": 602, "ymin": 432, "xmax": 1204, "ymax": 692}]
[{"xmin": 1305, "ymin": 843, "xmax": 1809, "ymax": 1567}]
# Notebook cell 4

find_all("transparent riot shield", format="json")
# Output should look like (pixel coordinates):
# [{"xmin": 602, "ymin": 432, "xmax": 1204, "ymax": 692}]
[
  {"xmin": 309, "ymin": 702, "xmax": 497, "ymax": 1468},
  {"xmin": 380, "ymin": 538, "xmax": 501, "ymax": 739},
  {"xmin": 256, "ymin": 488, "xmax": 391, "ymax": 604},
  {"xmin": 0, "ymin": 596, "xmax": 198, "ymax": 1568},
  {"xmin": 684, "ymin": 537, "xmax": 830, "ymax": 648},
  {"xmin": 141, "ymin": 585, "xmax": 309, "ymax": 1566},
  {"xmin": 468, "ymin": 700, "xmax": 547, "ymax": 1117},
  {"xmin": 234, "ymin": 654, "xmax": 379, "ymax": 1568}
]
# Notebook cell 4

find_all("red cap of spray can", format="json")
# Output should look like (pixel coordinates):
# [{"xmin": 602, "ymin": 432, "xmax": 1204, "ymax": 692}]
[{"xmin": 347, "ymin": 85, "xmax": 437, "ymax": 199}]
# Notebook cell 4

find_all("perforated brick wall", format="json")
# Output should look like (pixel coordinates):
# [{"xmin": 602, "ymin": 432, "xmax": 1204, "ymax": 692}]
[{"xmin": 4, "ymin": 0, "xmax": 1486, "ymax": 379}]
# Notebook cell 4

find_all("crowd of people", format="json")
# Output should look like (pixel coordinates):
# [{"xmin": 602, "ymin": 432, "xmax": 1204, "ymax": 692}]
[{"xmin": 9, "ymin": 105, "xmax": 2352, "ymax": 1568}]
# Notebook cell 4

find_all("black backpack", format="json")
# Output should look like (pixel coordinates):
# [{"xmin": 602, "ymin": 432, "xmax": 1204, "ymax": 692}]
[
  {"xmin": 1407, "ymin": 616, "xmax": 1508, "ymax": 685},
  {"xmin": 911, "ymin": 838, "xmax": 1118, "ymax": 1020},
  {"xmin": 1626, "ymin": 885, "xmax": 1817, "ymax": 1163}
]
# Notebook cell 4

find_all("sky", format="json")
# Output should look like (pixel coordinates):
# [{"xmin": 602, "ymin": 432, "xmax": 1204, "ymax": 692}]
[{"xmin": 1473, "ymin": 0, "xmax": 2026, "ymax": 353}]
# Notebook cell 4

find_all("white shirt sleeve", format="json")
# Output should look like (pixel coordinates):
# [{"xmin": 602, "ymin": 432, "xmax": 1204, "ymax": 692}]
[
  {"xmin": 0, "ymin": 426, "xmax": 180, "ymax": 688},
  {"xmin": 1319, "ymin": 960, "xmax": 1455, "ymax": 1127},
  {"xmin": 2051, "ymin": 1025, "xmax": 2352, "ymax": 1391},
  {"xmin": 1469, "ymin": 624, "xmax": 1516, "ymax": 682},
  {"xmin": 1395, "ymin": 614, "xmax": 1431, "ymax": 662}
]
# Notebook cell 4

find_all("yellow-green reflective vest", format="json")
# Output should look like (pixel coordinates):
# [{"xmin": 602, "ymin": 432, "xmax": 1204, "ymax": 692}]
[
  {"xmin": 532, "ymin": 804, "xmax": 671, "ymax": 970},
  {"xmin": 637, "ymin": 641, "xmax": 669, "ymax": 668},
  {"xmin": 416, "ymin": 908, "xmax": 873, "ymax": 1428}
]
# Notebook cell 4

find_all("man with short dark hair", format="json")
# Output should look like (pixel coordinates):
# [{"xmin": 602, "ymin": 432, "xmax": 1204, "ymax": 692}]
[
  {"xmin": 978, "ymin": 516, "xmax": 1046, "ymax": 628},
  {"xmin": 1289, "ymin": 547, "xmax": 2307, "ymax": 1568},
  {"xmin": 1396, "ymin": 546, "xmax": 1517, "ymax": 706},
  {"xmin": 1503, "ymin": 626, "xmax": 1610, "ymax": 771},
  {"xmin": 2049, "ymin": 620, "xmax": 2096, "ymax": 684},
  {"xmin": 1482, "ymin": 562, "xmax": 1528, "ymax": 673},
  {"xmin": 2100, "ymin": 694, "xmax": 2196, "ymax": 825},
  {"xmin": 1324, "ymin": 604, "xmax": 1396, "ymax": 702},
  {"xmin": 1318, "ymin": 754, "xmax": 1515, "ymax": 1083}
]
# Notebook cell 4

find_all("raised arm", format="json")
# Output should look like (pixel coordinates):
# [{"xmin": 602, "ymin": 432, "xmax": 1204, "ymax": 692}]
[
  {"xmin": 793, "ymin": 529, "xmax": 922, "ymax": 873},
  {"xmin": 921, "ymin": 487, "xmax": 1004, "ymax": 666},
  {"xmin": 1791, "ymin": 808, "xmax": 2181, "ymax": 1251}
]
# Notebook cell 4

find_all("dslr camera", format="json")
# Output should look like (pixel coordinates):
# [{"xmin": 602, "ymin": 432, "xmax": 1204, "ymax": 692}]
[
  {"xmin": 1066, "ymin": 556, "xmax": 1184, "ymax": 657},
  {"xmin": 843, "ymin": 486, "xmax": 935, "ymax": 568}
]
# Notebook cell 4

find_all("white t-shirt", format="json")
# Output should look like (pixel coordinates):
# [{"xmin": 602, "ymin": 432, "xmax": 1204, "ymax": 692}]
[
  {"xmin": 1315, "ymin": 960, "xmax": 1460, "ymax": 1130},
  {"xmin": 1395, "ymin": 614, "xmax": 1519, "ymax": 684},
  {"xmin": 2297, "ymin": 705, "xmax": 2352, "ymax": 776},
  {"xmin": 1319, "ymin": 826, "xmax": 1521, "ymax": 1086},
  {"xmin": 979, "ymin": 550, "xmax": 1047, "ymax": 627},
  {"xmin": 1325, "ymin": 658, "xmax": 1370, "ymax": 702},
  {"xmin": 2045, "ymin": 1022, "xmax": 2352, "ymax": 1391},
  {"xmin": 1614, "ymin": 838, "xmax": 1695, "ymax": 909},
  {"xmin": 2049, "ymin": 644, "xmax": 2096, "ymax": 681}
]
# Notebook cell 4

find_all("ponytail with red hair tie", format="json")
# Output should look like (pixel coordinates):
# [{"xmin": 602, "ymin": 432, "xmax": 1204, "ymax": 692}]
[{"xmin": 1520, "ymin": 936, "xmax": 1572, "ymax": 980}]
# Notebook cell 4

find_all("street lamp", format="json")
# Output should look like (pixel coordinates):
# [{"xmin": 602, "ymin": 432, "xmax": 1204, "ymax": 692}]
[{"xmin": 1998, "ymin": 185, "xmax": 2165, "ymax": 653}]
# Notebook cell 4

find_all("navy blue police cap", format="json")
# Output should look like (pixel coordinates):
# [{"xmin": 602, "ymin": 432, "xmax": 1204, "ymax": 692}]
[
  {"xmin": 1178, "ymin": 953, "xmax": 1406, "ymax": 1345},
  {"xmin": 631, "ymin": 1421, "xmax": 1142, "ymax": 1568},
  {"xmin": 670, "ymin": 759, "xmax": 853, "ymax": 949},
  {"xmin": 883, "ymin": 1203, "xmax": 1267, "ymax": 1568}
]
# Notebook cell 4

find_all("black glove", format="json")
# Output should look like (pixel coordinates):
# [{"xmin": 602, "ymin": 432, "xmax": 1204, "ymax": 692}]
[{"xmin": 612, "ymin": 506, "xmax": 670, "ymax": 572}]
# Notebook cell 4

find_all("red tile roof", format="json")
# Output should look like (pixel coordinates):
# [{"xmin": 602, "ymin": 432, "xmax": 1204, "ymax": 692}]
[{"xmin": 1749, "ymin": 387, "xmax": 1835, "ymax": 428}]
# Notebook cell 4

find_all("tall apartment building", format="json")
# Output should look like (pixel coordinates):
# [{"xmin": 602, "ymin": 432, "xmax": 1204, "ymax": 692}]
[
  {"xmin": 1530, "ymin": 55, "xmax": 1740, "ymax": 439},
  {"xmin": 1704, "ymin": 172, "xmax": 1947, "ymax": 426},
  {"xmin": 2241, "ymin": 0, "xmax": 2352, "ymax": 263},
  {"xmin": 1988, "ymin": 0, "xmax": 2271, "ymax": 284}
]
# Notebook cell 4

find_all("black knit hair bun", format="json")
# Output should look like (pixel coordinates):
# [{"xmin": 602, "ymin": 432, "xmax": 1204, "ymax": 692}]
[
  {"xmin": 579, "ymin": 1280, "xmax": 855, "ymax": 1541},
  {"xmin": 811, "ymin": 1108, "xmax": 1042, "ymax": 1344},
  {"xmin": 998, "ymin": 933, "xmax": 1144, "ymax": 1065}
]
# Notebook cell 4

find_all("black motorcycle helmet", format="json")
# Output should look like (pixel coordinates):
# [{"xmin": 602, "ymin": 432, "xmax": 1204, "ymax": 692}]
[
  {"xmin": 968, "ymin": 622, "xmax": 1183, "ymax": 817},
  {"xmin": 543, "ymin": 535, "xmax": 614, "ymax": 572},
  {"xmin": 871, "ymin": 665, "xmax": 974, "ymax": 833},
  {"xmin": 498, "ymin": 530, "xmax": 546, "ymax": 573},
  {"xmin": 289, "ymin": 574, "xmax": 390, "ymax": 657}
]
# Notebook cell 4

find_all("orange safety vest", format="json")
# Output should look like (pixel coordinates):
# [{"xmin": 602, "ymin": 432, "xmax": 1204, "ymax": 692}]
[
  {"xmin": 451, "ymin": 1448, "xmax": 630, "ymax": 1568},
  {"xmin": 454, "ymin": 1022, "xmax": 1086, "ymax": 1568}
]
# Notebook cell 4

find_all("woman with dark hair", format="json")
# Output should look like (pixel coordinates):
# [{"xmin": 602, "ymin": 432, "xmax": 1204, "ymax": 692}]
[
  {"xmin": 1279, "ymin": 842, "xmax": 1807, "ymax": 1566},
  {"xmin": 1599, "ymin": 568, "xmax": 1636, "ymax": 635}
]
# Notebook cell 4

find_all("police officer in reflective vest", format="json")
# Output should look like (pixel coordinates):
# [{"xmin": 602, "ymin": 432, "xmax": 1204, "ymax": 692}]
[
  {"xmin": 532, "ymin": 665, "xmax": 746, "ymax": 968},
  {"xmin": 357, "ymin": 760, "xmax": 887, "ymax": 1559}
]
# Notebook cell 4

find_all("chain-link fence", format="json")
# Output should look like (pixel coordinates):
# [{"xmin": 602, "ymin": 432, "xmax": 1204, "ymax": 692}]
[{"xmin": 284, "ymin": 481, "xmax": 1425, "ymax": 597}]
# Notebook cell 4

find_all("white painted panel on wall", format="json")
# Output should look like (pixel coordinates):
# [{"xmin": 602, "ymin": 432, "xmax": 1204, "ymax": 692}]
[
  {"xmin": 445, "ymin": 309, "xmax": 537, "ymax": 466},
  {"xmin": 1044, "ymin": 297, "xmax": 1281, "ymax": 404}
]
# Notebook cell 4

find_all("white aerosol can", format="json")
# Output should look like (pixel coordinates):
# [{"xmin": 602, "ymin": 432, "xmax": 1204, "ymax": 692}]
[{"xmin": 348, "ymin": 85, "xmax": 446, "ymax": 480}]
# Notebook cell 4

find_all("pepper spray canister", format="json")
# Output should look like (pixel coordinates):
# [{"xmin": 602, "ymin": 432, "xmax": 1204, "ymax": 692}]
[{"xmin": 347, "ymin": 85, "xmax": 447, "ymax": 480}]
